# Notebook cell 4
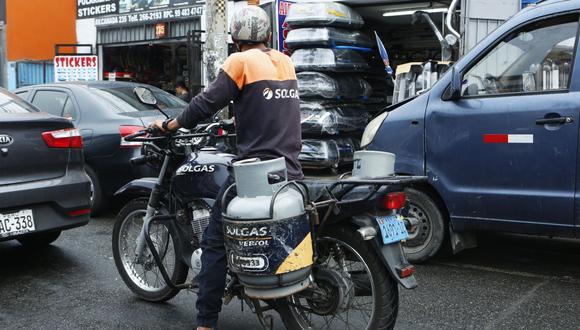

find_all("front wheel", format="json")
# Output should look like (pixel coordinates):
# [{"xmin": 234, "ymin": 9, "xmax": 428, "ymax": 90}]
[
  {"xmin": 275, "ymin": 225, "xmax": 399, "ymax": 330},
  {"xmin": 112, "ymin": 198, "xmax": 188, "ymax": 302}
]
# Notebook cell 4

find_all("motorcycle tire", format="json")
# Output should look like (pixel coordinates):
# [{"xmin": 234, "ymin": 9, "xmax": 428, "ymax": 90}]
[
  {"xmin": 273, "ymin": 225, "xmax": 399, "ymax": 330},
  {"xmin": 112, "ymin": 198, "xmax": 188, "ymax": 302}
]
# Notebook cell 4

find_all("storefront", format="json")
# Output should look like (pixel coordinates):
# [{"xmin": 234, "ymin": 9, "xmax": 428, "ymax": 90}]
[{"xmin": 79, "ymin": 1, "xmax": 206, "ymax": 95}]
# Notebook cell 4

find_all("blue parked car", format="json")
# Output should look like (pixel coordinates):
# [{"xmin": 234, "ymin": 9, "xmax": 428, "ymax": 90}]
[{"xmin": 361, "ymin": 0, "xmax": 580, "ymax": 262}]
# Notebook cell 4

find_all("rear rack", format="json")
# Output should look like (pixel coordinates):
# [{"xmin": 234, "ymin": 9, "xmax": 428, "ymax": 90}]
[{"xmin": 300, "ymin": 175, "xmax": 427, "ymax": 229}]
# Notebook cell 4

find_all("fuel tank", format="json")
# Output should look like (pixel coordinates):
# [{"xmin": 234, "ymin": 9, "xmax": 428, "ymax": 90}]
[{"xmin": 172, "ymin": 149, "xmax": 234, "ymax": 203}]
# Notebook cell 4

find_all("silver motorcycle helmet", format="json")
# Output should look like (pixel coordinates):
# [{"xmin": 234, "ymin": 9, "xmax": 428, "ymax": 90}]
[{"xmin": 230, "ymin": 5, "xmax": 271, "ymax": 43}]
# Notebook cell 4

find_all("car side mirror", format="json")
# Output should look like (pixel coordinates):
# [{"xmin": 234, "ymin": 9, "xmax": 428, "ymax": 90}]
[
  {"xmin": 442, "ymin": 66, "xmax": 461, "ymax": 101},
  {"xmin": 133, "ymin": 86, "xmax": 157, "ymax": 106}
]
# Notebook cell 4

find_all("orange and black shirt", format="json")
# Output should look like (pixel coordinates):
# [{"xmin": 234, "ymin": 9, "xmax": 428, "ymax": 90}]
[{"xmin": 176, "ymin": 48, "xmax": 303, "ymax": 179}]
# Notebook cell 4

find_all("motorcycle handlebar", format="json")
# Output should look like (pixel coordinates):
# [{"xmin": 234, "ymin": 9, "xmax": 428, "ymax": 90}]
[
  {"xmin": 123, "ymin": 129, "xmax": 150, "ymax": 141},
  {"xmin": 124, "ymin": 122, "xmax": 235, "ymax": 143},
  {"xmin": 130, "ymin": 154, "xmax": 158, "ymax": 166}
]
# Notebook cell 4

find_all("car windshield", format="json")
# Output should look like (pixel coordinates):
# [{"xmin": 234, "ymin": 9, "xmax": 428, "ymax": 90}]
[
  {"xmin": 0, "ymin": 89, "xmax": 37, "ymax": 113},
  {"xmin": 88, "ymin": 85, "xmax": 187, "ymax": 113}
]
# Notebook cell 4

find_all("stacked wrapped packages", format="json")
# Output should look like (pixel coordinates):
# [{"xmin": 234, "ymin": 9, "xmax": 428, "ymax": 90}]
[{"xmin": 286, "ymin": 2, "xmax": 378, "ymax": 170}]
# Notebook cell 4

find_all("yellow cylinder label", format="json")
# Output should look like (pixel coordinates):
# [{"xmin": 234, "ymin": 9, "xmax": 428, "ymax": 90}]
[{"xmin": 276, "ymin": 233, "xmax": 314, "ymax": 274}]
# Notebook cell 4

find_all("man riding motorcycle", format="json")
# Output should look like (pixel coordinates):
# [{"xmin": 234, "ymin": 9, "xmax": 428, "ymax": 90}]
[{"xmin": 150, "ymin": 5, "xmax": 303, "ymax": 329}]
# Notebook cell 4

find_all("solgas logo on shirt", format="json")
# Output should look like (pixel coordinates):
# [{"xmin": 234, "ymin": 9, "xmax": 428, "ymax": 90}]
[
  {"xmin": 263, "ymin": 88, "xmax": 274, "ymax": 100},
  {"xmin": 263, "ymin": 88, "xmax": 299, "ymax": 100}
]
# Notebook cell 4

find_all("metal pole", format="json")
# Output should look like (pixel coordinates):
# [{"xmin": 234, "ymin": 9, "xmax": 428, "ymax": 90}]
[
  {"xmin": 204, "ymin": 0, "xmax": 228, "ymax": 84},
  {"xmin": 0, "ymin": 22, "xmax": 7, "ymax": 88},
  {"xmin": 204, "ymin": 0, "xmax": 228, "ymax": 119}
]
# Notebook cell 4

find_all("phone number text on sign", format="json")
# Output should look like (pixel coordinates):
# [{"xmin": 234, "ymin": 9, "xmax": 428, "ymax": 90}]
[{"xmin": 95, "ymin": 6, "xmax": 203, "ymax": 26}]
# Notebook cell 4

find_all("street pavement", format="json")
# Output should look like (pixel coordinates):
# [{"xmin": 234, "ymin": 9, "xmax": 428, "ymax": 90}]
[{"xmin": 1, "ymin": 210, "xmax": 580, "ymax": 330}]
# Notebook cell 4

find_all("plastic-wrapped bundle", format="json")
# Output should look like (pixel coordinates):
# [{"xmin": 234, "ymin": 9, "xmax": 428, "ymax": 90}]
[
  {"xmin": 299, "ymin": 139, "xmax": 340, "ymax": 169},
  {"xmin": 300, "ymin": 102, "xmax": 371, "ymax": 135},
  {"xmin": 336, "ymin": 138, "xmax": 359, "ymax": 163},
  {"xmin": 327, "ymin": 100, "xmax": 384, "ymax": 111},
  {"xmin": 286, "ymin": 28, "xmax": 372, "ymax": 50},
  {"xmin": 298, "ymin": 72, "xmax": 372, "ymax": 100},
  {"xmin": 286, "ymin": 2, "xmax": 364, "ymax": 29},
  {"xmin": 292, "ymin": 48, "xmax": 369, "ymax": 72},
  {"xmin": 299, "ymin": 138, "xmax": 360, "ymax": 169}
]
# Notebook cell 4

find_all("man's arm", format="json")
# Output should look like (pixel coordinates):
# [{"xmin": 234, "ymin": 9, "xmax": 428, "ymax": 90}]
[{"xmin": 152, "ymin": 68, "xmax": 241, "ymax": 132}]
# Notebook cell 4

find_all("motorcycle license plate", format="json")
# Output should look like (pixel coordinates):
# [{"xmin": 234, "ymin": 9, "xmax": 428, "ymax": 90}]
[
  {"xmin": 375, "ymin": 214, "xmax": 409, "ymax": 245},
  {"xmin": 0, "ymin": 209, "xmax": 35, "ymax": 238}
]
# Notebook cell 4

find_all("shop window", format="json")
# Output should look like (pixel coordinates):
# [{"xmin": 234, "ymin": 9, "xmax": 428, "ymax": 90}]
[
  {"xmin": 31, "ymin": 90, "xmax": 69, "ymax": 117},
  {"xmin": 462, "ymin": 15, "xmax": 578, "ymax": 97}
]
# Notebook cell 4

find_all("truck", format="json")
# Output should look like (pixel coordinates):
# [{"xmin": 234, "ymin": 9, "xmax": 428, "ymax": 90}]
[{"xmin": 362, "ymin": 0, "xmax": 580, "ymax": 262}]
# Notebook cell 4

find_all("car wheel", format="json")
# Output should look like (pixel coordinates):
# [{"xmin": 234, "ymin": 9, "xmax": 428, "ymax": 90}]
[
  {"xmin": 17, "ymin": 231, "xmax": 61, "ymax": 247},
  {"xmin": 400, "ymin": 188, "xmax": 446, "ymax": 263},
  {"xmin": 85, "ymin": 166, "xmax": 104, "ymax": 215}
]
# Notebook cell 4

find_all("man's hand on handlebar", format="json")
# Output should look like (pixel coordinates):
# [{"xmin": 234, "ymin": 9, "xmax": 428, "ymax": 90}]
[{"xmin": 150, "ymin": 118, "xmax": 181, "ymax": 134}]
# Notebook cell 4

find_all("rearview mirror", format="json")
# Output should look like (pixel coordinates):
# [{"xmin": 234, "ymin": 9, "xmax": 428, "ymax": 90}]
[
  {"xmin": 133, "ymin": 86, "xmax": 157, "ymax": 106},
  {"xmin": 442, "ymin": 66, "xmax": 461, "ymax": 101}
]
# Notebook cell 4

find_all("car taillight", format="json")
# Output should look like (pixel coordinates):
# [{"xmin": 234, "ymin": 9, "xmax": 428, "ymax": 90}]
[
  {"xmin": 67, "ymin": 208, "xmax": 91, "ymax": 217},
  {"xmin": 42, "ymin": 128, "xmax": 83, "ymax": 149},
  {"xmin": 381, "ymin": 192, "xmax": 406, "ymax": 210},
  {"xmin": 119, "ymin": 125, "xmax": 145, "ymax": 148}
]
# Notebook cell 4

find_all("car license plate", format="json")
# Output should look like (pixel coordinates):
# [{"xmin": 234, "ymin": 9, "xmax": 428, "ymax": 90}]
[
  {"xmin": 0, "ymin": 209, "xmax": 35, "ymax": 238},
  {"xmin": 375, "ymin": 214, "xmax": 409, "ymax": 245}
]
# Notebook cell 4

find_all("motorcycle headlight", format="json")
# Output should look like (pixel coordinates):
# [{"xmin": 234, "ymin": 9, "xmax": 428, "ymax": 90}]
[{"xmin": 361, "ymin": 111, "xmax": 388, "ymax": 148}]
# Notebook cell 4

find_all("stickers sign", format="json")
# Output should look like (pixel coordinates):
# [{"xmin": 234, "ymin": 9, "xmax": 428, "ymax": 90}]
[
  {"xmin": 54, "ymin": 56, "xmax": 99, "ymax": 82},
  {"xmin": 77, "ymin": 0, "xmax": 119, "ymax": 19}
]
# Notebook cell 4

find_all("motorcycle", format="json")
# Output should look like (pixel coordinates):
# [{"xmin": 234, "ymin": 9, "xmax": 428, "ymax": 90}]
[{"xmin": 112, "ymin": 87, "xmax": 426, "ymax": 329}]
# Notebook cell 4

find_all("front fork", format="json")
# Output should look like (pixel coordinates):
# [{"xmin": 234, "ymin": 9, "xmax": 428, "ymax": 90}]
[{"xmin": 135, "ymin": 155, "xmax": 170, "ymax": 262}]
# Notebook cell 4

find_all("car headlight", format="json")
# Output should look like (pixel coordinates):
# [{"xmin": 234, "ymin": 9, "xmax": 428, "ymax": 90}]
[{"xmin": 361, "ymin": 111, "xmax": 388, "ymax": 148}]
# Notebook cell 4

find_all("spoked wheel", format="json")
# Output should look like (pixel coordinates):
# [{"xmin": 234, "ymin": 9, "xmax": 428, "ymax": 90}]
[
  {"xmin": 274, "ymin": 225, "xmax": 399, "ymax": 330},
  {"xmin": 112, "ymin": 198, "xmax": 188, "ymax": 302}
]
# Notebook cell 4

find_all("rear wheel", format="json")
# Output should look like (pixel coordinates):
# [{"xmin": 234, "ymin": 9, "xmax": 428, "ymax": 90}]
[
  {"xmin": 85, "ymin": 166, "xmax": 104, "ymax": 215},
  {"xmin": 112, "ymin": 198, "xmax": 188, "ymax": 302},
  {"xmin": 400, "ymin": 188, "xmax": 446, "ymax": 263},
  {"xmin": 274, "ymin": 225, "xmax": 399, "ymax": 330},
  {"xmin": 17, "ymin": 230, "xmax": 61, "ymax": 247}
]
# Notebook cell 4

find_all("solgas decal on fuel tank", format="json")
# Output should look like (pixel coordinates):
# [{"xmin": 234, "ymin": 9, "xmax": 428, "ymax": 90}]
[{"xmin": 176, "ymin": 164, "xmax": 215, "ymax": 175}]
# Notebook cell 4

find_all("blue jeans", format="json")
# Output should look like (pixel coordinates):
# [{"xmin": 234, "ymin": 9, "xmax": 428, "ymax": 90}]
[{"xmin": 195, "ymin": 175, "xmax": 235, "ymax": 328}]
